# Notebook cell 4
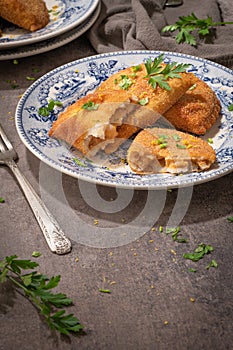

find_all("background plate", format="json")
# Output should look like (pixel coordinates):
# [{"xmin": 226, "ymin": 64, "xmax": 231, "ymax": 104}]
[
  {"xmin": 0, "ymin": 0, "xmax": 99, "ymax": 49},
  {"xmin": 15, "ymin": 51, "xmax": 233, "ymax": 189},
  {"xmin": 0, "ymin": 2, "xmax": 101, "ymax": 60}
]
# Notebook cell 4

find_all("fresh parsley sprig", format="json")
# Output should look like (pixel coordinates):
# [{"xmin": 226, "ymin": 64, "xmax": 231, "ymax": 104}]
[
  {"xmin": 0, "ymin": 255, "xmax": 83, "ymax": 335},
  {"xmin": 144, "ymin": 54, "xmax": 190, "ymax": 90},
  {"xmin": 162, "ymin": 12, "xmax": 233, "ymax": 46}
]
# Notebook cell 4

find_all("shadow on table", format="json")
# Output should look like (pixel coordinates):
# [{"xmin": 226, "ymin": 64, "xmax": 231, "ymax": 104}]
[{"xmin": 26, "ymin": 149, "xmax": 233, "ymax": 228}]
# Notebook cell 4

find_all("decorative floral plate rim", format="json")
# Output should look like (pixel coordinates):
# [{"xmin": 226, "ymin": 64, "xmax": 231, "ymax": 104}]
[
  {"xmin": 0, "ymin": 2, "xmax": 101, "ymax": 60},
  {"xmin": 0, "ymin": 0, "xmax": 99, "ymax": 49},
  {"xmin": 15, "ymin": 50, "xmax": 233, "ymax": 189}
]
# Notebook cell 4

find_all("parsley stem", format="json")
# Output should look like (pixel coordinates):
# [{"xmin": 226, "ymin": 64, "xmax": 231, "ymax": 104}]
[
  {"xmin": 8, "ymin": 275, "xmax": 44, "ymax": 312},
  {"xmin": 8, "ymin": 275, "xmax": 28, "ymax": 292},
  {"xmin": 207, "ymin": 21, "xmax": 233, "ymax": 26}
]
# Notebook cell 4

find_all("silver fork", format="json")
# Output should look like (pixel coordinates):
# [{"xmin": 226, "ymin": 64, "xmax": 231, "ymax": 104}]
[{"xmin": 0, "ymin": 123, "xmax": 71, "ymax": 255}]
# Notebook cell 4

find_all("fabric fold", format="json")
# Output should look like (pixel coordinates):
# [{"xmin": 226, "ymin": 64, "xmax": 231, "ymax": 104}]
[{"xmin": 87, "ymin": 0, "xmax": 233, "ymax": 69}]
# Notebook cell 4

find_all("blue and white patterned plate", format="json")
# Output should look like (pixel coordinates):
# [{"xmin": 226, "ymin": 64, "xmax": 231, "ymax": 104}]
[
  {"xmin": 0, "ymin": 0, "xmax": 99, "ymax": 49},
  {"xmin": 15, "ymin": 51, "xmax": 233, "ymax": 189}
]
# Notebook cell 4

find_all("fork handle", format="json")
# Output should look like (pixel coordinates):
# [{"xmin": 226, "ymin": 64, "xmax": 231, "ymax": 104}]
[{"xmin": 7, "ymin": 159, "xmax": 71, "ymax": 254}]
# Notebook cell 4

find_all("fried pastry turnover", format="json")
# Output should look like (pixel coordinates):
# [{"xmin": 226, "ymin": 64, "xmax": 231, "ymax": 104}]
[
  {"xmin": 49, "ymin": 63, "xmax": 195, "ymax": 156},
  {"xmin": 0, "ymin": 0, "xmax": 49, "ymax": 31},
  {"xmin": 164, "ymin": 78, "xmax": 221, "ymax": 135},
  {"xmin": 127, "ymin": 127, "xmax": 216, "ymax": 174}
]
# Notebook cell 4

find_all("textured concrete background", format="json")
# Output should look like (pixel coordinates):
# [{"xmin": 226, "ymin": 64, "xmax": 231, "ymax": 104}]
[{"xmin": 0, "ymin": 34, "xmax": 233, "ymax": 350}]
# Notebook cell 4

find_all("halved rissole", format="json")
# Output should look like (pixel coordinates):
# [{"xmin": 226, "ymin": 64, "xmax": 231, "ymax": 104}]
[
  {"xmin": 127, "ymin": 127, "xmax": 216, "ymax": 174},
  {"xmin": 48, "ymin": 64, "xmax": 196, "ymax": 156},
  {"xmin": 49, "ymin": 97, "xmax": 159, "ymax": 156},
  {"xmin": 0, "ymin": 0, "xmax": 49, "ymax": 31}
]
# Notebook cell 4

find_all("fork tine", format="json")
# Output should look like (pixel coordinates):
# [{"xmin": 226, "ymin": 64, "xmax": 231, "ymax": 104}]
[
  {"xmin": 0, "ymin": 123, "xmax": 14, "ymax": 151},
  {"xmin": 0, "ymin": 131, "xmax": 6, "ymax": 152}
]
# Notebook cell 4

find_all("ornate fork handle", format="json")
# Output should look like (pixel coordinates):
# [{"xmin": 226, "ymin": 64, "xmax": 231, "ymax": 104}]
[{"xmin": 7, "ymin": 159, "xmax": 71, "ymax": 255}]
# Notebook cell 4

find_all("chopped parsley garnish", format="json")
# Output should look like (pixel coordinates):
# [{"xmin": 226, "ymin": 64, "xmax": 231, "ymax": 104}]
[
  {"xmin": 38, "ymin": 99, "xmax": 63, "ymax": 117},
  {"xmin": 132, "ymin": 65, "xmax": 142, "ymax": 72},
  {"xmin": 207, "ymin": 138, "xmax": 213, "ymax": 144},
  {"xmin": 99, "ymin": 289, "xmax": 111, "ymax": 294},
  {"xmin": 188, "ymin": 268, "xmax": 197, "ymax": 273},
  {"xmin": 159, "ymin": 142, "xmax": 168, "ymax": 149},
  {"xmin": 228, "ymin": 104, "xmax": 233, "ymax": 111},
  {"xmin": 227, "ymin": 216, "xmax": 233, "ymax": 222},
  {"xmin": 118, "ymin": 75, "xmax": 134, "ymax": 90},
  {"xmin": 166, "ymin": 226, "xmax": 188, "ymax": 243},
  {"xmin": 144, "ymin": 54, "xmax": 190, "ymax": 90},
  {"xmin": 173, "ymin": 134, "xmax": 181, "ymax": 142},
  {"xmin": 183, "ymin": 243, "xmax": 214, "ymax": 262},
  {"xmin": 139, "ymin": 97, "xmax": 149, "ymax": 106},
  {"xmin": 5, "ymin": 79, "xmax": 18, "ymax": 89},
  {"xmin": 73, "ymin": 158, "xmax": 87, "ymax": 167},
  {"xmin": 26, "ymin": 76, "xmax": 35, "ymax": 81},
  {"xmin": 158, "ymin": 134, "xmax": 169, "ymax": 140},
  {"xmin": 157, "ymin": 137, "xmax": 168, "ymax": 145},
  {"xmin": 81, "ymin": 101, "xmax": 99, "ymax": 110},
  {"xmin": 206, "ymin": 259, "xmax": 218, "ymax": 270},
  {"xmin": 176, "ymin": 143, "xmax": 187, "ymax": 149},
  {"xmin": 31, "ymin": 251, "xmax": 42, "ymax": 258},
  {"xmin": 0, "ymin": 197, "xmax": 5, "ymax": 203},
  {"xmin": 38, "ymin": 107, "xmax": 50, "ymax": 117}
]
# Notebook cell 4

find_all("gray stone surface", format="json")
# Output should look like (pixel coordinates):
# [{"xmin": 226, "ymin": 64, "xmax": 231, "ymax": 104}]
[{"xmin": 0, "ymin": 35, "xmax": 233, "ymax": 350}]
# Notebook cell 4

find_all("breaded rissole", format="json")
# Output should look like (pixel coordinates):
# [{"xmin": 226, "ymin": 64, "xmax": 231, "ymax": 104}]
[
  {"xmin": 48, "ymin": 97, "xmax": 160, "ymax": 156},
  {"xmin": 127, "ymin": 127, "xmax": 216, "ymax": 174},
  {"xmin": 164, "ymin": 78, "xmax": 221, "ymax": 135},
  {"xmin": 49, "ymin": 62, "xmax": 195, "ymax": 156},
  {"xmin": 0, "ymin": 0, "xmax": 49, "ymax": 31},
  {"xmin": 95, "ymin": 63, "xmax": 195, "ymax": 115}
]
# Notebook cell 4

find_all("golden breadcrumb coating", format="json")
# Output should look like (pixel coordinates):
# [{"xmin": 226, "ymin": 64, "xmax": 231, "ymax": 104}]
[
  {"xmin": 0, "ymin": 0, "xmax": 49, "ymax": 31},
  {"xmin": 95, "ymin": 63, "xmax": 195, "ymax": 115},
  {"xmin": 164, "ymin": 78, "xmax": 221, "ymax": 135},
  {"xmin": 127, "ymin": 127, "xmax": 216, "ymax": 174},
  {"xmin": 49, "ymin": 63, "xmax": 195, "ymax": 156}
]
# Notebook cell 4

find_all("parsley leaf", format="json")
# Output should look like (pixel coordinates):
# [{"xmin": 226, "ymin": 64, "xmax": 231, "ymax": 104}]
[
  {"xmin": 166, "ymin": 226, "xmax": 188, "ymax": 243},
  {"xmin": 132, "ymin": 65, "xmax": 142, "ymax": 72},
  {"xmin": 139, "ymin": 97, "xmax": 149, "ymax": 106},
  {"xmin": 81, "ymin": 101, "xmax": 99, "ymax": 110},
  {"xmin": 162, "ymin": 12, "xmax": 233, "ymax": 46},
  {"xmin": 206, "ymin": 259, "xmax": 218, "ymax": 270},
  {"xmin": 118, "ymin": 75, "xmax": 134, "ymax": 90},
  {"xmin": 73, "ymin": 158, "xmax": 87, "ymax": 167},
  {"xmin": 0, "ymin": 255, "xmax": 83, "ymax": 335},
  {"xmin": 99, "ymin": 289, "xmax": 111, "ymax": 294},
  {"xmin": 38, "ymin": 99, "xmax": 63, "ymax": 117},
  {"xmin": 188, "ymin": 268, "xmax": 197, "ymax": 273},
  {"xmin": 32, "ymin": 251, "xmax": 42, "ymax": 258},
  {"xmin": 144, "ymin": 54, "xmax": 190, "ymax": 90},
  {"xmin": 183, "ymin": 243, "xmax": 214, "ymax": 262}
]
